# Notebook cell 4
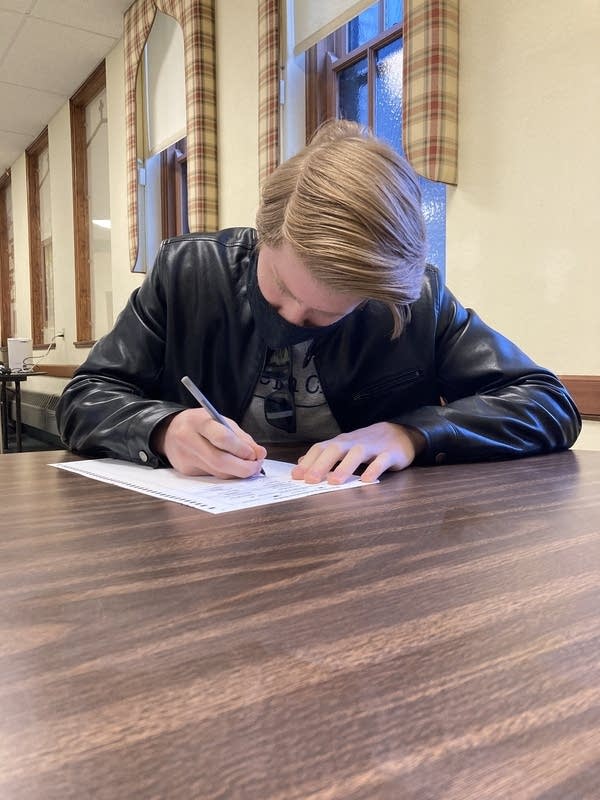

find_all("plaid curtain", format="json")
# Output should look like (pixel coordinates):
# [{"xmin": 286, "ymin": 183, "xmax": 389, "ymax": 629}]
[
  {"xmin": 124, "ymin": 0, "xmax": 156, "ymax": 269},
  {"xmin": 258, "ymin": 0, "xmax": 280, "ymax": 187},
  {"xmin": 124, "ymin": 0, "xmax": 218, "ymax": 270},
  {"xmin": 403, "ymin": 0, "xmax": 459, "ymax": 185}
]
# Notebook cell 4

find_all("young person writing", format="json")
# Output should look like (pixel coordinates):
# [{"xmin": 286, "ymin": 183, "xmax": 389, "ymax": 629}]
[{"xmin": 57, "ymin": 121, "xmax": 580, "ymax": 483}]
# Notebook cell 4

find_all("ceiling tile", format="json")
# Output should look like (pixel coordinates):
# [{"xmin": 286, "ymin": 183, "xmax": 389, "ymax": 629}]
[
  {"xmin": 0, "ymin": 129, "xmax": 33, "ymax": 171},
  {"xmin": 31, "ymin": 0, "xmax": 130, "ymax": 39},
  {"xmin": 0, "ymin": 10, "xmax": 23, "ymax": 56},
  {"xmin": 0, "ymin": 1, "xmax": 132, "ymax": 173},
  {"xmin": 0, "ymin": 16, "xmax": 116, "ymax": 95},
  {"xmin": 0, "ymin": 82, "xmax": 65, "ymax": 135},
  {"xmin": 0, "ymin": 1, "xmax": 35, "ymax": 12}
]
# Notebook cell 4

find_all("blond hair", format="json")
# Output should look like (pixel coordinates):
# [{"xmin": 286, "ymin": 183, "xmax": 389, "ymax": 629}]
[{"xmin": 256, "ymin": 120, "xmax": 427, "ymax": 337}]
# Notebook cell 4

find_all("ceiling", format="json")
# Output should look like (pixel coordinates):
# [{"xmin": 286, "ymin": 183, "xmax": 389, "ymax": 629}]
[{"xmin": 0, "ymin": 0, "xmax": 133, "ymax": 175}]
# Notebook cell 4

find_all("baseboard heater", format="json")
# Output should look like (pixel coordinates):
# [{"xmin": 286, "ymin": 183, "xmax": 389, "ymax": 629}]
[{"xmin": 5, "ymin": 388, "xmax": 61, "ymax": 437}]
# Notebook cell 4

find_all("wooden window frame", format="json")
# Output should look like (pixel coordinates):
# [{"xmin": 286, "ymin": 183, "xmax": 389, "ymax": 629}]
[
  {"xmin": 160, "ymin": 137, "xmax": 189, "ymax": 239},
  {"xmin": 26, "ymin": 128, "xmax": 50, "ymax": 348},
  {"xmin": 305, "ymin": 1, "xmax": 403, "ymax": 141},
  {"xmin": 0, "ymin": 170, "xmax": 12, "ymax": 346},
  {"xmin": 70, "ymin": 60, "xmax": 107, "ymax": 347}
]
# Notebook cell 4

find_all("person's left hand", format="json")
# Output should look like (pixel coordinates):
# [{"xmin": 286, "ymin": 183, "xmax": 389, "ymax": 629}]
[{"xmin": 291, "ymin": 422, "xmax": 426, "ymax": 485}]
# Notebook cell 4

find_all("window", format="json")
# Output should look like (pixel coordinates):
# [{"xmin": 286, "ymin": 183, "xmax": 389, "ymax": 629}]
[
  {"xmin": 71, "ymin": 61, "xmax": 113, "ymax": 346},
  {"xmin": 306, "ymin": 0, "xmax": 446, "ymax": 273},
  {"xmin": 139, "ymin": 137, "xmax": 189, "ymax": 272},
  {"xmin": 0, "ymin": 171, "xmax": 15, "ymax": 346},
  {"xmin": 26, "ymin": 129, "xmax": 54, "ymax": 347},
  {"xmin": 136, "ymin": 10, "xmax": 188, "ymax": 271},
  {"xmin": 70, "ymin": 62, "xmax": 113, "ymax": 347},
  {"xmin": 161, "ymin": 138, "xmax": 189, "ymax": 239},
  {"xmin": 123, "ymin": 1, "xmax": 217, "ymax": 272}
]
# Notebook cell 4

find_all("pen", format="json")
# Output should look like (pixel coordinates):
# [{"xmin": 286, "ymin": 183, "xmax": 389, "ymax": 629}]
[{"xmin": 181, "ymin": 376, "xmax": 266, "ymax": 476}]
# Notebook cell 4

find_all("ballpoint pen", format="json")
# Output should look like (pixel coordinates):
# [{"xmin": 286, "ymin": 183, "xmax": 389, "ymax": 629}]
[{"xmin": 181, "ymin": 376, "xmax": 266, "ymax": 476}]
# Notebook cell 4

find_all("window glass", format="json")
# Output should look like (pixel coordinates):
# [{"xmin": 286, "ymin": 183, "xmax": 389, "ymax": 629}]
[
  {"xmin": 307, "ymin": 0, "xmax": 446, "ymax": 274},
  {"xmin": 384, "ymin": 0, "xmax": 403, "ymax": 28},
  {"xmin": 373, "ymin": 33, "xmax": 446, "ymax": 272},
  {"xmin": 6, "ymin": 188, "xmax": 15, "ymax": 336},
  {"xmin": 339, "ymin": 57, "xmax": 369, "ymax": 125},
  {"xmin": 38, "ymin": 147, "xmax": 55, "ymax": 343},
  {"xmin": 135, "ymin": 11, "xmax": 187, "ymax": 272},
  {"xmin": 85, "ymin": 88, "xmax": 113, "ymax": 338},
  {"xmin": 374, "ymin": 38, "xmax": 403, "ymax": 147},
  {"xmin": 419, "ymin": 179, "xmax": 446, "ymax": 274},
  {"xmin": 347, "ymin": 3, "xmax": 379, "ymax": 50}
]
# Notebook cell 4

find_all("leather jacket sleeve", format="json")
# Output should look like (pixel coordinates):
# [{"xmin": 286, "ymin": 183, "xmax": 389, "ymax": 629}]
[
  {"xmin": 56, "ymin": 241, "xmax": 185, "ymax": 467},
  {"xmin": 390, "ymin": 270, "xmax": 581, "ymax": 464}
]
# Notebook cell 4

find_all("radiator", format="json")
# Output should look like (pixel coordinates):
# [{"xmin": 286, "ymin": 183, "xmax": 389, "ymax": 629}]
[{"xmin": 6, "ymin": 389, "xmax": 61, "ymax": 437}]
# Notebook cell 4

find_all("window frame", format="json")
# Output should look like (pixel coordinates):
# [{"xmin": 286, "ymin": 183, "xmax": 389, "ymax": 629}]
[
  {"xmin": 304, "ymin": 1, "xmax": 447, "ymax": 276},
  {"xmin": 160, "ymin": 137, "xmax": 189, "ymax": 239},
  {"xmin": 70, "ymin": 60, "xmax": 107, "ymax": 348},
  {"xmin": 0, "ymin": 170, "xmax": 12, "ymax": 347},
  {"xmin": 26, "ymin": 128, "xmax": 51, "ymax": 348},
  {"xmin": 305, "ymin": 2, "xmax": 403, "ymax": 141}
]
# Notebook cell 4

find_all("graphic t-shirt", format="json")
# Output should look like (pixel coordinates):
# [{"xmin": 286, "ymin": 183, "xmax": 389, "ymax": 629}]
[{"xmin": 241, "ymin": 340, "xmax": 341, "ymax": 444}]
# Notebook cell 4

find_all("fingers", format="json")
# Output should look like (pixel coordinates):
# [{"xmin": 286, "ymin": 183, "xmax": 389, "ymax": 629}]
[
  {"xmin": 359, "ymin": 452, "xmax": 396, "ymax": 482},
  {"xmin": 292, "ymin": 442, "xmax": 362, "ymax": 485},
  {"xmin": 226, "ymin": 418, "xmax": 268, "ymax": 463},
  {"xmin": 198, "ymin": 447, "xmax": 265, "ymax": 479},
  {"xmin": 160, "ymin": 409, "xmax": 266, "ymax": 478},
  {"xmin": 291, "ymin": 422, "xmax": 420, "ymax": 484},
  {"xmin": 204, "ymin": 418, "xmax": 256, "ymax": 461}
]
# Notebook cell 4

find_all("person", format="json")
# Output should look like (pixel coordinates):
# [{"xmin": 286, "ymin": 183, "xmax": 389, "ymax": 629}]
[{"xmin": 56, "ymin": 120, "xmax": 581, "ymax": 484}]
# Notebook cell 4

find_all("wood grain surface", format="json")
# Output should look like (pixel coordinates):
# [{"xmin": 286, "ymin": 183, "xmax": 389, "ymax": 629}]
[{"xmin": 1, "ymin": 449, "xmax": 599, "ymax": 799}]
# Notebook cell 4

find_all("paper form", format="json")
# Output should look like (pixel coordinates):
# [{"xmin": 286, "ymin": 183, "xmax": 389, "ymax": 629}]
[{"xmin": 50, "ymin": 458, "xmax": 376, "ymax": 514}]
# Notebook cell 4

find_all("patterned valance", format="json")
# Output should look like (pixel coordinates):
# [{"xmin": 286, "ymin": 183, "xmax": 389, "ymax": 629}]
[
  {"xmin": 124, "ymin": 0, "xmax": 217, "ymax": 270},
  {"xmin": 258, "ymin": 0, "xmax": 280, "ymax": 186},
  {"xmin": 403, "ymin": 0, "xmax": 459, "ymax": 185}
]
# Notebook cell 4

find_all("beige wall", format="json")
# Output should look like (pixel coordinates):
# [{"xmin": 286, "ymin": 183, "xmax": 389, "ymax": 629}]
[
  {"xmin": 216, "ymin": 0, "xmax": 259, "ymax": 227},
  {"xmin": 4, "ymin": 1, "xmax": 261, "ymax": 396},
  {"xmin": 3, "ymin": 0, "xmax": 598, "ymax": 398},
  {"xmin": 446, "ymin": 0, "xmax": 600, "ymax": 375}
]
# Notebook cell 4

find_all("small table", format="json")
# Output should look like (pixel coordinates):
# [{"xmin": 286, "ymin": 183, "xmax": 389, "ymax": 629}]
[{"xmin": 0, "ymin": 369, "xmax": 46, "ymax": 453}]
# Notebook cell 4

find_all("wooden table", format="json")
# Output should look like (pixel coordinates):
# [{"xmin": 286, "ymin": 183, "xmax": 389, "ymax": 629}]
[{"xmin": 1, "ymin": 448, "xmax": 600, "ymax": 799}]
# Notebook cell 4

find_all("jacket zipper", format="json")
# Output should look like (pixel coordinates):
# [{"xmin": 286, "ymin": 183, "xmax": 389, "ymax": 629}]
[{"xmin": 351, "ymin": 368, "xmax": 423, "ymax": 402}]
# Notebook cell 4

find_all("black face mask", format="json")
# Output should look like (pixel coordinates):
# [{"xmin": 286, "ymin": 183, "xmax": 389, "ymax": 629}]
[{"xmin": 247, "ymin": 262, "xmax": 346, "ymax": 350}]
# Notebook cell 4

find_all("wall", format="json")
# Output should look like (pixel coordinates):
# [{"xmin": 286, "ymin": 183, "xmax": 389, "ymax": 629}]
[
  {"xmin": 4, "ymin": 1, "xmax": 261, "ymax": 399},
  {"xmin": 446, "ymin": 0, "xmax": 600, "ymax": 375},
  {"xmin": 4, "ymin": 0, "xmax": 598, "ymax": 407},
  {"xmin": 215, "ymin": 0, "xmax": 260, "ymax": 227},
  {"xmin": 5, "ymin": 36, "xmax": 139, "ymax": 397}
]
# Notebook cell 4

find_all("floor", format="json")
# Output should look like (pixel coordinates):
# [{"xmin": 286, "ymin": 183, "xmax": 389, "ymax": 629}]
[{"xmin": 1, "ymin": 424, "xmax": 64, "ymax": 454}]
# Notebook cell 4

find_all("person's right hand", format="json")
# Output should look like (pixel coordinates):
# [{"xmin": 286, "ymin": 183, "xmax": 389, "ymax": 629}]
[{"xmin": 151, "ymin": 409, "xmax": 266, "ymax": 479}]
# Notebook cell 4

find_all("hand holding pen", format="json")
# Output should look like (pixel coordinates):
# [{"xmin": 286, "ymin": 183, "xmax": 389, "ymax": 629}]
[
  {"xmin": 150, "ymin": 377, "xmax": 267, "ymax": 478},
  {"xmin": 181, "ymin": 376, "xmax": 266, "ymax": 476}
]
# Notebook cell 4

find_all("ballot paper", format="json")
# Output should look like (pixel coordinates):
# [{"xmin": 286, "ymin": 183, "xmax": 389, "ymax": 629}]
[{"xmin": 50, "ymin": 458, "xmax": 376, "ymax": 514}]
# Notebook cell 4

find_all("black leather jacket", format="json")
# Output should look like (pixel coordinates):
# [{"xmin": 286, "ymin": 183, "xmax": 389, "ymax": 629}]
[{"xmin": 57, "ymin": 228, "xmax": 581, "ymax": 467}]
